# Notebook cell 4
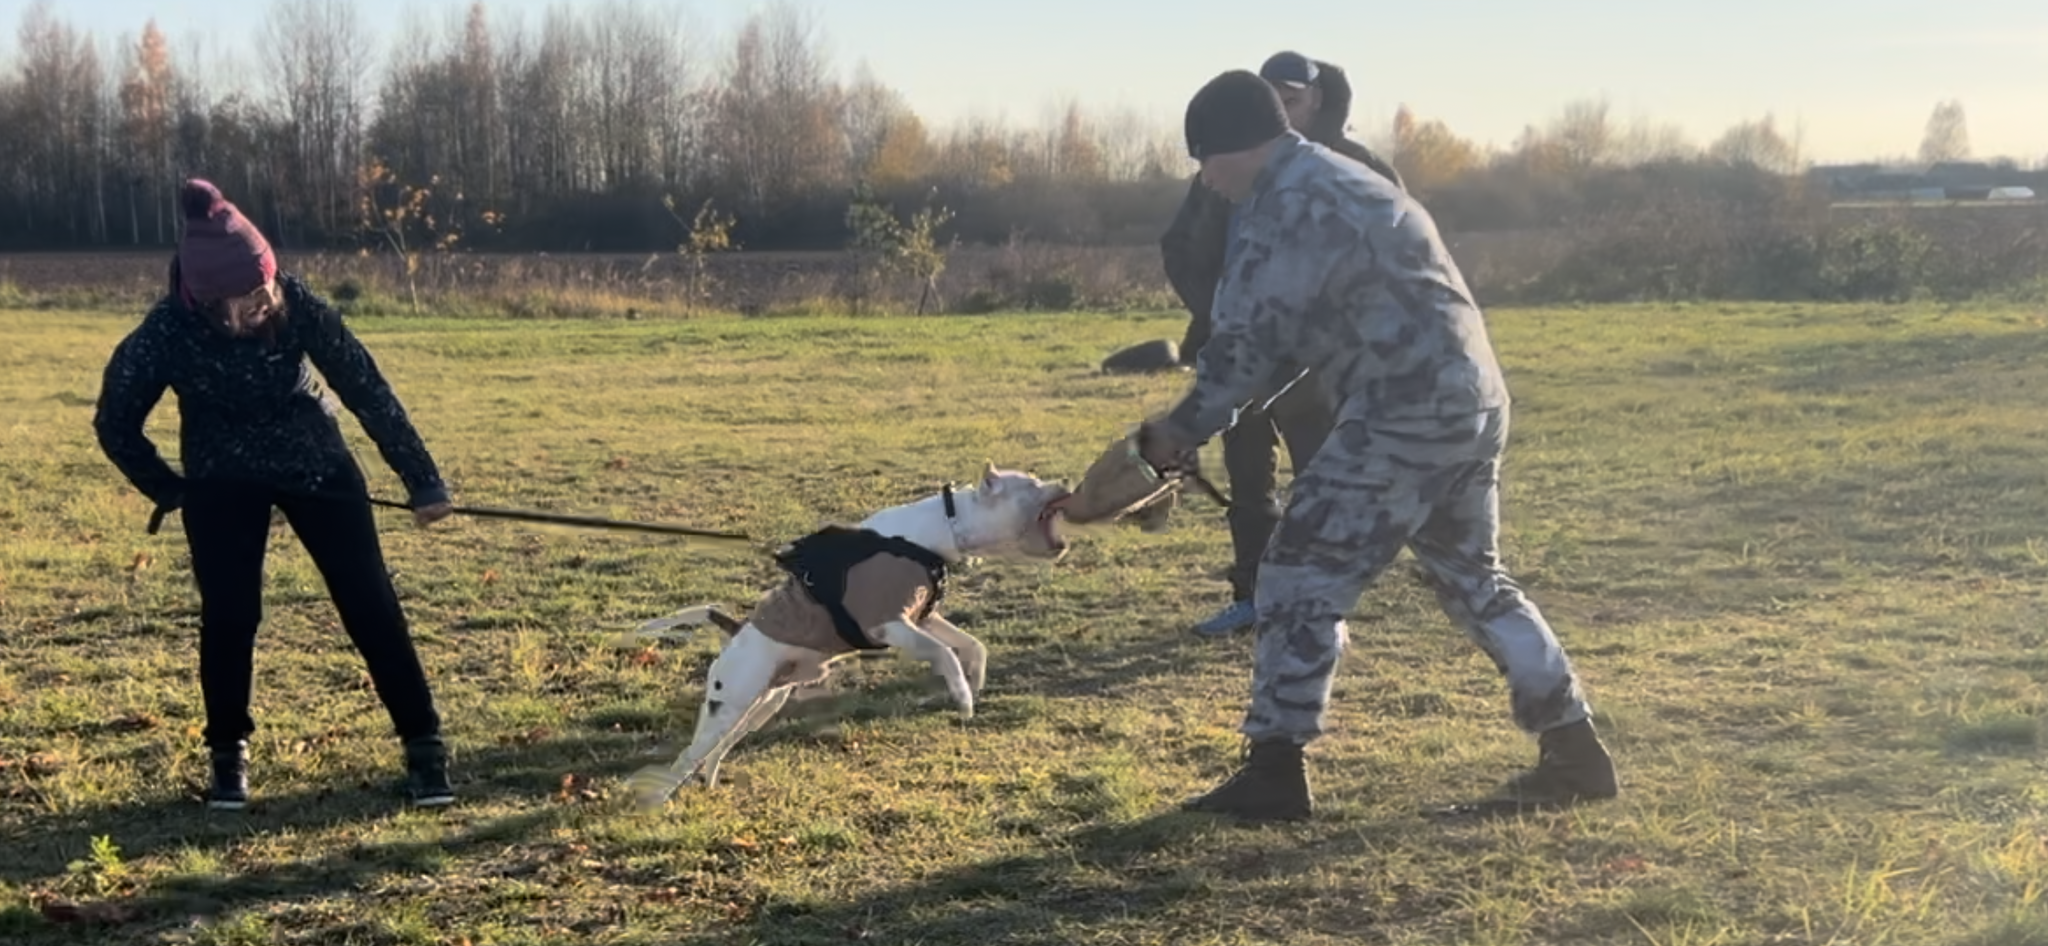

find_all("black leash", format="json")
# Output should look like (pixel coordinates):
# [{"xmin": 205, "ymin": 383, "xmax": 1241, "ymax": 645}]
[
  {"xmin": 1179, "ymin": 471, "xmax": 1230, "ymax": 509},
  {"xmin": 145, "ymin": 490, "xmax": 755, "ymax": 545}
]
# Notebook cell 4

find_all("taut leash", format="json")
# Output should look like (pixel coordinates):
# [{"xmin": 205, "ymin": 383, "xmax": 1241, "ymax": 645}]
[{"xmin": 145, "ymin": 490, "xmax": 755, "ymax": 545}]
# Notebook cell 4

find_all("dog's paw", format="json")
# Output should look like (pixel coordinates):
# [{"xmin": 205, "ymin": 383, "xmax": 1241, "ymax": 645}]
[{"xmin": 624, "ymin": 766, "xmax": 687, "ymax": 810}]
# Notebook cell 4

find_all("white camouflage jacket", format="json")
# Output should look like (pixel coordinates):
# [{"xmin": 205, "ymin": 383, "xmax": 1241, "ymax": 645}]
[{"xmin": 1162, "ymin": 132, "xmax": 1511, "ymax": 444}]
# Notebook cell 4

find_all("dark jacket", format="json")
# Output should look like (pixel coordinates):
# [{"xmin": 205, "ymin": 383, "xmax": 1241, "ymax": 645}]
[
  {"xmin": 93, "ymin": 271, "xmax": 448, "ymax": 511},
  {"xmin": 1160, "ymin": 60, "xmax": 1405, "ymax": 363}
]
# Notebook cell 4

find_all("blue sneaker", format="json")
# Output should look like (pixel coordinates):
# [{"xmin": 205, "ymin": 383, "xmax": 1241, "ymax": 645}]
[{"xmin": 1191, "ymin": 600, "xmax": 1257, "ymax": 638}]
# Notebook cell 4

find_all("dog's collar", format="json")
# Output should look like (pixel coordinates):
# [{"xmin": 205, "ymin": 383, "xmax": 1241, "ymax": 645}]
[{"xmin": 936, "ymin": 482, "xmax": 968, "ymax": 559}]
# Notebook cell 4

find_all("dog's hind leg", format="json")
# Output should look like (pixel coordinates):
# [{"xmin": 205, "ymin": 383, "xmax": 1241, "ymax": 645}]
[
  {"xmin": 699, "ymin": 652, "xmax": 830, "ymax": 788},
  {"xmin": 700, "ymin": 686, "xmax": 794, "ymax": 789},
  {"xmin": 917, "ymin": 612, "xmax": 987, "ymax": 698},
  {"xmin": 624, "ymin": 627, "xmax": 785, "ymax": 809},
  {"xmin": 873, "ymin": 619, "xmax": 975, "ymax": 719}
]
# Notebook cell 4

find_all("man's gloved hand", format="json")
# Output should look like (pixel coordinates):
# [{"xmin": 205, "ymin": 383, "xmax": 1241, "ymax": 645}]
[
  {"xmin": 1059, "ymin": 416, "xmax": 1220, "ymax": 527},
  {"xmin": 1136, "ymin": 418, "xmax": 1201, "ymax": 475}
]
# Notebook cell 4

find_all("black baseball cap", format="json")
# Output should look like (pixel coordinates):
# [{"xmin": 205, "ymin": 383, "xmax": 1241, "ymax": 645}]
[{"xmin": 1259, "ymin": 51, "xmax": 1319, "ymax": 89}]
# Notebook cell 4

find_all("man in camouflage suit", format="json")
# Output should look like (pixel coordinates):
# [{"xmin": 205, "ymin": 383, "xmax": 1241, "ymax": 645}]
[
  {"xmin": 1158, "ymin": 51, "xmax": 1406, "ymax": 638},
  {"xmin": 1134, "ymin": 70, "xmax": 1619, "ymax": 822}
]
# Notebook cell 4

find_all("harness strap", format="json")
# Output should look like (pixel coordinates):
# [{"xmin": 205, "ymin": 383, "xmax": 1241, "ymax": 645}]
[{"xmin": 772, "ymin": 525, "xmax": 950, "ymax": 651}]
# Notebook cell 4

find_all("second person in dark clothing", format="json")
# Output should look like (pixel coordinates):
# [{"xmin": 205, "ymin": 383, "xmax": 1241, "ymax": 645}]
[
  {"xmin": 1158, "ymin": 51, "xmax": 1406, "ymax": 638},
  {"xmin": 93, "ymin": 179, "xmax": 460, "ymax": 811}
]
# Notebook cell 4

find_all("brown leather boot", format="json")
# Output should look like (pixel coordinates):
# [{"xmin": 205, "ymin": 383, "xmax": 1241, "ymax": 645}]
[
  {"xmin": 1181, "ymin": 739, "xmax": 1314, "ymax": 822},
  {"xmin": 1501, "ymin": 719, "xmax": 1619, "ymax": 805}
]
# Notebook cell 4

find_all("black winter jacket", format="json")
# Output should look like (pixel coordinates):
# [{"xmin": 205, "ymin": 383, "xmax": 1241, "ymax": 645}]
[{"xmin": 93, "ymin": 271, "xmax": 448, "ymax": 511}]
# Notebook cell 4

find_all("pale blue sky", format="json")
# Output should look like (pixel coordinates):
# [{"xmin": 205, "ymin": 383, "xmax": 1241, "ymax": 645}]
[{"xmin": 7, "ymin": 0, "xmax": 2046, "ymax": 163}]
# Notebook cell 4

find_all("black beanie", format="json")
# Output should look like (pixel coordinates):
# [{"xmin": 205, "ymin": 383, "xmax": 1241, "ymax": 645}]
[{"xmin": 1184, "ymin": 70, "xmax": 1290, "ymax": 160}]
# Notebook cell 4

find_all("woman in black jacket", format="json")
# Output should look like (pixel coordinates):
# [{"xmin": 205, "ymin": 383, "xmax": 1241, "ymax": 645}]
[{"xmin": 94, "ymin": 179, "xmax": 459, "ymax": 810}]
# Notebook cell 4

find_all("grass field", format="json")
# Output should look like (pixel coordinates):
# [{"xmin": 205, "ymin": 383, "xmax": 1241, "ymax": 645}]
[{"xmin": 3, "ymin": 300, "xmax": 2048, "ymax": 945}]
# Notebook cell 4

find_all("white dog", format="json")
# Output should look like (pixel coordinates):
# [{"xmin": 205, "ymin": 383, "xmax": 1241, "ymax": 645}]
[{"xmin": 615, "ymin": 463, "xmax": 1072, "ymax": 808}]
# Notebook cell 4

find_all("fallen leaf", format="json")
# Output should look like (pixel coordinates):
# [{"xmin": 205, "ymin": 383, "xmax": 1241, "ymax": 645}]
[
  {"xmin": 108, "ymin": 713, "xmax": 159, "ymax": 733},
  {"xmin": 606, "ymin": 457, "xmax": 629, "ymax": 470},
  {"xmin": 480, "ymin": 569, "xmax": 499, "ymax": 585},
  {"xmin": 499, "ymin": 727, "xmax": 553, "ymax": 746},
  {"xmin": 555, "ymin": 773, "xmax": 597, "ymax": 803},
  {"xmin": 128, "ymin": 552, "xmax": 151, "ymax": 572},
  {"xmin": 25, "ymin": 753, "xmax": 64, "ymax": 778},
  {"xmin": 1603, "ymin": 855, "xmax": 1651, "ymax": 874},
  {"xmin": 630, "ymin": 648, "xmax": 662, "ymax": 667}
]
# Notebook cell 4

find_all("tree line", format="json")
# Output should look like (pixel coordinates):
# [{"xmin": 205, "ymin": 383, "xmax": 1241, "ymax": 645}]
[{"xmin": 3, "ymin": 0, "xmax": 2041, "ymax": 256}]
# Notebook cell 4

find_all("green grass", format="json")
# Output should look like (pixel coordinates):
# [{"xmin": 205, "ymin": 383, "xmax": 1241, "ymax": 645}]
[{"xmin": 4, "ymin": 300, "xmax": 2048, "ymax": 945}]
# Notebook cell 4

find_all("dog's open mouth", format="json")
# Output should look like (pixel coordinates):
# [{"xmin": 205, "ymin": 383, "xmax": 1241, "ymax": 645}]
[{"xmin": 1035, "ymin": 493, "xmax": 1072, "ymax": 554}]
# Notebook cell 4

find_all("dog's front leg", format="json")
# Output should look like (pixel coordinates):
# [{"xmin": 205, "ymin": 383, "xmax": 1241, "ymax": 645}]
[
  {"xmin": 874, "ymin": 619, "xmax": 975, "ymax": 719},
  {"xmin": 917, "ymin": 612, "xmax": 988, "ymax": 698},
  {"xmin": 624, "ymin": 630, "xmax": 785, "ymax": 809}
]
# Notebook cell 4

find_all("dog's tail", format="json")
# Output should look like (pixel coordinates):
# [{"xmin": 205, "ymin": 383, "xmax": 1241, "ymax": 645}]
[{"xmin": 610, "ymin": 604, "xmax": 745, "ymax": 648}]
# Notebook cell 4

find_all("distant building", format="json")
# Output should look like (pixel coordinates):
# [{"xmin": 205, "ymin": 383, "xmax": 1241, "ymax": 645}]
[
  {"xmin": 1814, "ymin": 160, "xmax": 2037, "ymax": 202},
  {"xmin": 1925, "ymin": 161, "xmax": 2018, "ymax": 188}
]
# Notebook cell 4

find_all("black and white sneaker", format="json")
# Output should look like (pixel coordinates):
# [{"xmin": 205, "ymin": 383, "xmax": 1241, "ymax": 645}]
[
  {"xmin": 402, "ymin": 735, "xmax": 455, "ymax": 807},
  {"xmin": 208, "ymin": 743, "xmax": 249, "ymax": 811}
]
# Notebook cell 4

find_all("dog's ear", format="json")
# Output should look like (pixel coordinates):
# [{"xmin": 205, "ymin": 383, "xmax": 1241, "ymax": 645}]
[
  {"xmin": 705, "ymin": 606, "xmax": 744, "ymax": 644},
  {"xmin": 982, "ymin": 460, "xmax": 1000, "ymax": 490}
]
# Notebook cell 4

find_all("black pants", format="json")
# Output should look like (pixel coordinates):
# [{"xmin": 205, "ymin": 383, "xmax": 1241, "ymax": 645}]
[
  {"xmin": 1222, "ymin": 380, "xmax": 1335, "ymax": 602},
  {"xmin": 181, "ymin": 464, "xmax": 441, "ymax": 750}
]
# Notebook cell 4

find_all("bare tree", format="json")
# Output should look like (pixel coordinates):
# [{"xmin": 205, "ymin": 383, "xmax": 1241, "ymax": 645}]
[
  {"xmin": 1918, "ymin": 99, "xmax": 1971, "ymax": 165},
  {"xmin": 117, "ymin": 20, "xmax": 178, "ymax": 243},
  {"xmin": 1549, "ymin": 98, "xmax": 1616, "ymax": 171},
  {"xmin": 1708, "ymin": 113, "xmax": 1804, "ymax": 174},
  {"xmin": 16, "ymin": 2, "xmax": 107, "ymax": 241},
  {"xmin": 710, "ymin": 1, "xmax": 844, "ymax": 215},
  {"xmin": 1053, "ymin": 100, "xmax": 1104, "ymax": 180},
  {"xmin": 1612, "ymin": 113, "xmax": 1696, "ymax": 165},
  {"xmin": 842, "ymin": 60, "xmax": 910, "ymax": 178},
  {"xmin": 264, "ymin": 0, "xmax": 376, "ymax": 240},
  {"xmin": 1391, "ymin": 104, "xmax": 1483, "ymax": 192}
]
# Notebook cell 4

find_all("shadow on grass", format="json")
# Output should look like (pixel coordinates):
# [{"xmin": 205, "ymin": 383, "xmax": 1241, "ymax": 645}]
[
  {"xmin": 0, "ymin": 806, "xmax": 574, "ymax": 942},
  {"xmin": 690, "ymin": 810, "xmax": 1459, "ymax": 945},
  {"xmin": 0, "ymin": 731, "xmax": 641, "ymax": 889}
]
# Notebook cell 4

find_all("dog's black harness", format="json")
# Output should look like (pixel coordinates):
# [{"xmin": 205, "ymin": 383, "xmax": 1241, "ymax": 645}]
[{"xmin": 771, "ymin": 485, "xmax": 957, "ymax": 651}]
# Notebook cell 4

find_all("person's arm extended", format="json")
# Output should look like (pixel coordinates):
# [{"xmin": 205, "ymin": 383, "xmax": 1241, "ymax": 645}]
[
  {"xmin": 294, "ymin": 283, "xmax": 448, "ymax": 508},
  {"xmin": 92, "ymin": 327, "xmax": 185, "ymax": 508},
  {"xmin": 1163, "ymin": 188, "xmax": 1364, "ymax": 443}
]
